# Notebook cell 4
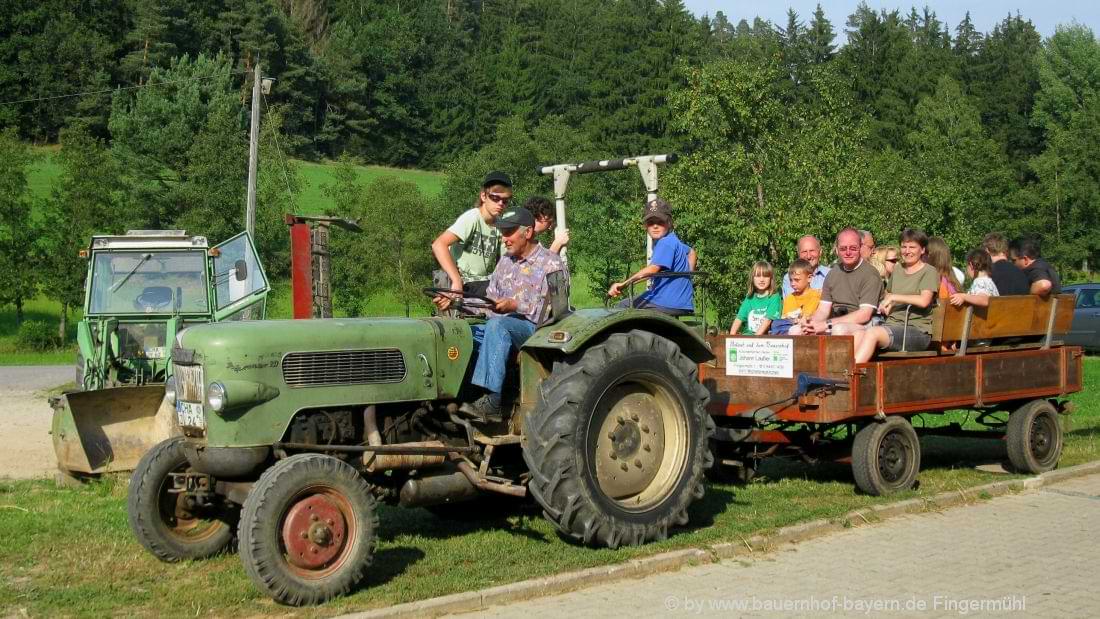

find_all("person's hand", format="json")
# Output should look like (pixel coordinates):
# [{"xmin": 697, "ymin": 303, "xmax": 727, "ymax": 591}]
[
  {"xmin": 948, "ymin": 292, "xmax": 965, "ymax": 307},
  {"xmin": 433, "ymin": 281, "xmax": 464, "ymax": 311},
  {"xmin": 878, "ymin": 294, "xmax": 894, "ymax": 316},
  {"xmin": 494, "ymin": 298, "xmax": 518, "ymax": 314},
  {"xmin": 608, "ymin": 281, "xmax": 625, "ymax": 298},
  {"xmin": 554, "ymin": 228, "xmax": 571, "ymax": 248}
]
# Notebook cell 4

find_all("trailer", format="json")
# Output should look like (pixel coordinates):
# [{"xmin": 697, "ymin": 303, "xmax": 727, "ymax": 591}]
[{"xmin": 705, "ymin": 293, "xmax": 1083, "ymax": 494}]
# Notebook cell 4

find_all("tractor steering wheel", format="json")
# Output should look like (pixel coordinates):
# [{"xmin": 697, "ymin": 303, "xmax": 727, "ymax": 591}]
[{"xmin": 422, "ymin": 287, "xmax": 496, "ymax": 310}]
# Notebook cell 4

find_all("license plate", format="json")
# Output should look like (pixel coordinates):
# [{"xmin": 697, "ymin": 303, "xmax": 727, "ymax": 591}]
[{"xmin": 176, "ymin": 401, "xmax": 205, "ymax": 429}]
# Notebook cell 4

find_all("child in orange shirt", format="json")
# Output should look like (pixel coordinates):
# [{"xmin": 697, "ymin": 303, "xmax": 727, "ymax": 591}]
[{"xmin": 772, "ymin": 260, "xmax": 821, "ymax": 334}]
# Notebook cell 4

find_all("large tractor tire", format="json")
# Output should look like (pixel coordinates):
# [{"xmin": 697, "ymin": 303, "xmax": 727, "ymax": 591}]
[
  {"xmin": 127, "ymin": 437, "xmax": 235, "ymax": 562},
  {"xmin": 851, "ymin": 416, "xmax": 921, "ymax": 496},
  {"xmin": 524, "ymin": 330, "xmax": 714, "ymax": 548},
  {"xmin": 238, "ymin": 454, "xmax": 378, "ymax": 606},
  {"xmin": 1006, "ymin": 399, "xmax": 1063, "ymax": 474}
]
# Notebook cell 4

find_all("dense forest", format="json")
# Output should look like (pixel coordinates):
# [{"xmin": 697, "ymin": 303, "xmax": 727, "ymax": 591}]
[{"xmin": 1, "ymin": 0, "xmax": 1099, "ymax": 326}]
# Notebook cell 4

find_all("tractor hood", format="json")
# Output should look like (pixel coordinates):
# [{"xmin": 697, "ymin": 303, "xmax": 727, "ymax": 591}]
[{"xmin": 174, "ymin": 317, "xmax": 475, "ymax": 448}]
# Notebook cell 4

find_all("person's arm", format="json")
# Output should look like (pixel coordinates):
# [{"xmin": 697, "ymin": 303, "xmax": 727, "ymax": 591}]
[
  {"xmin": 549, "ymin": 228, "xmax": 570, "ymax": 254},
  {"xmin": 608, "ymin": 264, "xmax": 661, "ymax": 298},
  {"xmin": 1030, "ymin": 279, "xmax": 1053, "ymax": 296},
  {"xmin": 752, "ymin": 319, "xmax": 772, "ymax": 336},
  {"xmin": 431, "ymin": 230, "xmax": 464, "ymax": 292},
  {"xmin": 832, "ymin": 306, "xmax": 875, "ymax": 325},
  {"xmin": 949, "ymin": 292, "xmax": 990, "ymax": 307},
  {"xmin": 688, "ymin": 248, "xmax": 697, "ymax": 271},
  {"xmin": 729, "ymin": 318, "xmax": 743, "ymax": 335}
]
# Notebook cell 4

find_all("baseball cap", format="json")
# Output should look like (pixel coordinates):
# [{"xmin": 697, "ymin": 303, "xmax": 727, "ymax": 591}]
[
  {"xmin": 494, "ymin": 206, "xmax": 535, "ymax": 230},
  {"xmin": 482, "ymin": 170, "xmax": 513, "ymax": 189},
  {"xmin": 642, "ymin": 198, "xmax": 672, "ymax": 224}
]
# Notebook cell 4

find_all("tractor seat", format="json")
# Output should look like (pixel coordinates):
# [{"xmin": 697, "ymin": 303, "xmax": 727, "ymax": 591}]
[{"xmin": 134, "ymin": 286, "xmax": 173, "ymax": 312}]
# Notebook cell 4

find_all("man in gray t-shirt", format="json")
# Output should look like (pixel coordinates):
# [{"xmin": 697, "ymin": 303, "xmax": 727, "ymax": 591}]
[{"xmin": 794, "ymin": 228, "xmax": 883, "ymax": 336}]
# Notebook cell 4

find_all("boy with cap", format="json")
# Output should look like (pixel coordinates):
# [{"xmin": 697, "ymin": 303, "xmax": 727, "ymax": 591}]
[
  {"xmin": 462, "ymin": 206, "xmax": 569, "ymax": 419},
  {"xmin": 607, "ymin": 198, "xmax": 695, "ymax": 316},
  {"xmin": 431, "ymin": 171, "xmax": 513, "ymax": 310}
]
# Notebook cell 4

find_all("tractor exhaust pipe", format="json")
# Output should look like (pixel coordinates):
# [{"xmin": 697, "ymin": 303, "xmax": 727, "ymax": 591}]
[
  {"xmin": 362, "ymin": 406, "xmax": 446, "ymax": 472},
  {"xmin": 398, "ymin": 469, "xmax": 480, "ymax": 508}
]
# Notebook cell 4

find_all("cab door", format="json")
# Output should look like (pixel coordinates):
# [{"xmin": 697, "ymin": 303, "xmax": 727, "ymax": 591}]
[{"xmin": 211, "ymin": 232, "xmax": 270, "ymax": 321}]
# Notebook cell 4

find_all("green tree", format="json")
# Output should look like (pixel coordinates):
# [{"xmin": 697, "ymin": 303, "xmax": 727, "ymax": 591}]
[
  {"xmin": 664, "ymin": 58, "xmax": 923, "ymax": 322},
  {"xmin": 972, "ymin": 13, "xmax": 1043, "ymax": 177},
  {"xmin": 1029, "ymin": 25, "xmax": 1100, "ymax": 269},
  {"xmin": 38, "ymin": 128, "xmax": 126, "ymax": 341},
  {"xmin": 906, "ymin": 76, "xmax": 1015, "ymax": 252},
  {"xmin": 0, "ymin": 129, "xmax": 37, "ymax": 325},
  {"xmin": 806, "ymin": 4, "xmax": 836, "ymax": 65}
]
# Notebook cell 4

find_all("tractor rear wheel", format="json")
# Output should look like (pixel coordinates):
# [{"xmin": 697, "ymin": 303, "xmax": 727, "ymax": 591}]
[
  {"xmin": 127, "ymin": 437, "xmax": 235, "ymax": 562},
  {"xmin": 238, "ymin": 454, "xmax": 378, "ymax": 606},
  {"xmin": 1006, "ymin": 400, "xmax": 1063, "ymax": 474},
  {"xmin": 524, "ymin": 330, "xmax": 713, "ymax": 548},
  {"xmin": 851, "ymin": 416, "xmax": 921, "ymax": 496}
]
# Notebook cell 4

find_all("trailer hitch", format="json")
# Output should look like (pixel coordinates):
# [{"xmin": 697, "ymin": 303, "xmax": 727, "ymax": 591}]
[{"xmin": 793, "ymin": 373, "xmax": 849, "ymax": 399}]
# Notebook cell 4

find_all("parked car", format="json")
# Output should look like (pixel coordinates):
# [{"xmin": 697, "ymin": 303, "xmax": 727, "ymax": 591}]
[{"xmin": 1064, "ymin": 283, "xmax": 1100, "ymax": 350}]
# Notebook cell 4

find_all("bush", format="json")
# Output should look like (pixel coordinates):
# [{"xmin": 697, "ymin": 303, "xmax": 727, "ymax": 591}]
[{"xmin": 16, "ymin": 320, "xmax": 57, "ymax": 351}]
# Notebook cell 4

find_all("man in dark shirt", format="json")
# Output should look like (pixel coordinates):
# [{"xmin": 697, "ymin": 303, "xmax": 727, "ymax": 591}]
[
  {"xmin": 1010, "ymin": 238, "xmax": 1061, "ymax": 297},
  {"xmin": 982, "ymin": 232, "xmax": 1030, "ymax": 296}
]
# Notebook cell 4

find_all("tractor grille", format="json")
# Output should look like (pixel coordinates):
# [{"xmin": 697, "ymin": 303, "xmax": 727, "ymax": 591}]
[
  {"xmin": 281, "ymin": 349, "xmax": 407, "ymax": 388},
  {"xmin": 175, "ymin": 364, "xmax": 205, "ymax": 402}
]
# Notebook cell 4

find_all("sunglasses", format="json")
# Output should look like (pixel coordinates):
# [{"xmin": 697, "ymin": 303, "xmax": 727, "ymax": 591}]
[
  {"xmin": 837, "ymin": 245, "xmax": 860, "ymax": 252},
  {"xmin": 486, "ymin": 193, "xmax": 512, "ymax": 205},
  {"xmin": 885, "ymin": 258, "xmax": 899, "ymax": 263}
]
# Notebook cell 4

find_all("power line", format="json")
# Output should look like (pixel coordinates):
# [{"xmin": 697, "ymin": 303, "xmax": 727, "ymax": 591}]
[
  {"xmin": 0, "ymin": 70, "xmax": 246, "ymax": 107},
  {"xmin": 261, "ymin": 89, "xmax": 297, "ymax": 201}
]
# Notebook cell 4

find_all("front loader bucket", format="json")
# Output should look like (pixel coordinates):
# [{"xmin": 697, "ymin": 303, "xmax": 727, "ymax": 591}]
[{"xmin": 50, "ymin": 385, "xmax": 180, "ymax": 475}]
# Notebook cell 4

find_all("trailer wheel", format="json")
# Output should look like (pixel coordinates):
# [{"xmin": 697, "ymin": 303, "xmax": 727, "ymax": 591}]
[
  {"xmin": 1006, "ymin": 400, "xmax": 1063, "ymax": 474},
  {"xmin": 524, "ymin": 330, "xmax": 713, "ymax": 548},
  {"xmin": 851, "ymin": 417, "xmax": 920, "ymax": 496},
  {"xmin": 127, "ymin": 437, "xmax": 235, "ymax": 562},
  {"xmin": 239, "ymin": 454, "xmax": 378, "ymax": 606}
]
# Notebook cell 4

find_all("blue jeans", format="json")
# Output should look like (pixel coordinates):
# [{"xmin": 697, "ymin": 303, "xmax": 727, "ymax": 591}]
[{"xmin": 470, "ymin": 315, "xmax": 536, "ymax": 395}]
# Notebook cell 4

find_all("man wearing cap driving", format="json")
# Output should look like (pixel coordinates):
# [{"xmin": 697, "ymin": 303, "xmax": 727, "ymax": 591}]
[
  {"xmin": 431, "ymin": 171, "xmax": 513, "ymax": 310},
  {"xmin": 462, "ymin": 206, "xmax": 569, "ymax": 420},
  {"xmin": 607, "ymin": 198, "xmax": 695, "ymax": 316}
]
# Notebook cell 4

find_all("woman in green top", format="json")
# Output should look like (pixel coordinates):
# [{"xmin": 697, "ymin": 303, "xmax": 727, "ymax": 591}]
[
  {"xmin": 853, "ymin": 228, "xmax": 938, "ymax": 363},
  {"xmin": 730, "ymin": 261, "xmax": 782, "ymax": 335}
]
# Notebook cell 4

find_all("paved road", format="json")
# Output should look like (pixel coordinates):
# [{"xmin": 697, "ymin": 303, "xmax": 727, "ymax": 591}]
[
  {"xmin": 0, "ymin": 366, "xmax": 73, "ymax": 479},
  {"xmin": 466, "ymin": 473, "xmax": 1100, "ymax": 618}
]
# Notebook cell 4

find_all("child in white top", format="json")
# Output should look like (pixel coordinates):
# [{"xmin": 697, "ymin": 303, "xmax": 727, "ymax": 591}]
[{"xmin": 949, "ymin": 249, "xmax": 1000, "ymax": 308}]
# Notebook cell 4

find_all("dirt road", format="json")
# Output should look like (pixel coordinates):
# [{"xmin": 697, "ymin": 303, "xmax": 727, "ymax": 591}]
[{"xmin": 0, "ymin": 366, "xmax": 73, "ymax": 479}]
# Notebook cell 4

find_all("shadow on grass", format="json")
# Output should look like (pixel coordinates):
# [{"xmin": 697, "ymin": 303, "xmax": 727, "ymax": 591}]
[
  {"xmin": 379, "ymin": 496, "xmax": 549, "ymax": 543},
  {"xmin": 361, "ymin": 546, "xmax": 428, "ymax": 591}
]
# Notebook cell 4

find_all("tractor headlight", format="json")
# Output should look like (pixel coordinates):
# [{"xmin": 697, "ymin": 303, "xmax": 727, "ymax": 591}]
[
  {"xmin": 207, "ymin": 382, "xmax": 227, "ymax": 413},
  {"xmin": 165, "ymin": 376, "xmax": 178, "ymax": 405}
]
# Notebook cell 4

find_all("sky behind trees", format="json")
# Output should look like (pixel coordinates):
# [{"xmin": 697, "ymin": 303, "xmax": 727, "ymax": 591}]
[{"xmin": 684, "ymin": 1, "xmax": 1098, "ymax": 37}]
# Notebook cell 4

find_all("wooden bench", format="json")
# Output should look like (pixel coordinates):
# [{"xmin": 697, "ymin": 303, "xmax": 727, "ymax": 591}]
[{"xmin": 880, "ymin": 293, "xmax": 1075, "ymax": 358}]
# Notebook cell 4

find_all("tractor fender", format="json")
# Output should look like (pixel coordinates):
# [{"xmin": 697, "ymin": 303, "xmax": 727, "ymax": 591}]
[{"xmin": 523, "ymin": 308, "xmax": 714, "ymax": 364}]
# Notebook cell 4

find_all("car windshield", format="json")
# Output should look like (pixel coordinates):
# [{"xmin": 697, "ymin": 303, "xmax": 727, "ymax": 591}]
[{"xmin": 88, "ymin": 251, "xmax": 209, "ymax": 314}]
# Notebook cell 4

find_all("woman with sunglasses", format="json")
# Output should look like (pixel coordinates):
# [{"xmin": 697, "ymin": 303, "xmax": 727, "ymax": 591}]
[{"xmin": 869, "ymin": 245, "xmax": 899, "ymax": 284}]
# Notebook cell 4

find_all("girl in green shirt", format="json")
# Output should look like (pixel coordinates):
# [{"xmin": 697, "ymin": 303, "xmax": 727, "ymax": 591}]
[{"xmin": 730, "ymin": 261, "xmax": 782, "ymax": 335}]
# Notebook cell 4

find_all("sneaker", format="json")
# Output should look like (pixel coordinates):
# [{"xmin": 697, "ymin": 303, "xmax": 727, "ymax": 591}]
[{"xmin": 458, "ymin": 394, "xmax": 502, "ymax": 422}]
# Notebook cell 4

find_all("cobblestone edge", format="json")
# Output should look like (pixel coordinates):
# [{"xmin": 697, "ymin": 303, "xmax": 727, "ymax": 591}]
[{"xmin": 341, "ymin": 459, "xmax": 1100, "ymax": 619}]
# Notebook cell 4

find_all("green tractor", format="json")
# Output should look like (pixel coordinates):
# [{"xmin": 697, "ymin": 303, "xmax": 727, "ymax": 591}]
[
  {"xmin": 51, "ymin": 230, "xmax": 269, "ymax": 477},
  {"xmin": 127, "ymin": 155, "xmax": 715, "ymax": 606}
]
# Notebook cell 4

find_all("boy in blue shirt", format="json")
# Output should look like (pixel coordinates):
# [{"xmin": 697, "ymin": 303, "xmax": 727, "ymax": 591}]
[{"xmin": 607, "ymin": 198, "xmax": 695, "ymax": 316}]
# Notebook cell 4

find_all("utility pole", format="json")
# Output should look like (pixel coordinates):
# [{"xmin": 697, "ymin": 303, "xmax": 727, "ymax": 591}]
[{"xmin": 246, "ymin": 59, "xmax": 261, "ymax": 238}]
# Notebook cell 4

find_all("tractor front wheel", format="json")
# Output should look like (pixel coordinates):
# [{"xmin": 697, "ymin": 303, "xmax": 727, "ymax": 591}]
[
  {"xmin": 238, "ymin": 454, "xmax": 378, "ymax": 606},
  {"xmin": 524, "ymin": 330, "xmax": 713, "ymax": 548},
  {"xmin": 127, "ymin": 437, "xmax": 235, "ymax": 562}
]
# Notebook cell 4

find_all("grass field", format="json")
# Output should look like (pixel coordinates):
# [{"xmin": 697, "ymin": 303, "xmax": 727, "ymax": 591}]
[
  {"xmin": 1, "ymin": 360, "xmax": 1095, "ymax": 617},
  {"xmin": 24, "ymin": 147, "xmax": 445, "ymax": 214}
]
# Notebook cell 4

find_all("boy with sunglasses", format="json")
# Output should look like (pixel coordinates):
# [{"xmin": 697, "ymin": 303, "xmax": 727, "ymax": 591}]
[{"xmin": 431, "ymin": 171, "xmax": 513, "ymax": 309}]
